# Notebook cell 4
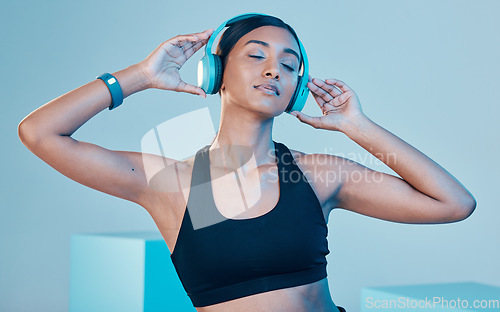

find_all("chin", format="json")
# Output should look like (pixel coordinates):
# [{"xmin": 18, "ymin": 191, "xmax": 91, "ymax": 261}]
[
  {"xmin": 224, "ymin": 93, "xmax": 288, "ymax": 117},
  {"xmin": 245, "ymin": 98, "xmax": 286, "ymax": 117}
]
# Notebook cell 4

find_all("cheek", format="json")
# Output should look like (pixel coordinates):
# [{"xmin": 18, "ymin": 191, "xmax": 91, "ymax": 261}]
[
  {"xmin": 222, "ymin": 62, "xmax": 249, "ymax": 90},
  {"xmin": 284, "ymin": 76, "xmax": 299, "ymax": 98}
]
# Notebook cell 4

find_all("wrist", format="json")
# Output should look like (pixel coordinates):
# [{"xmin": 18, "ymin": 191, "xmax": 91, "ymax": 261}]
[
  {"xmin": 112, "ymin": 64, "xmax": 150, "ymax": 99},
  {"xmin": 132, "ymin": 62, "xmax": 154, "ymax": 90},
  {"xmin": 339, "ymin": 114, "xmax": 372, "ymax": 138}
]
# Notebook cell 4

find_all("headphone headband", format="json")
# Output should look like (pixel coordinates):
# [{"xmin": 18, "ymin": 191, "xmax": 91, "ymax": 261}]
[{"xmin": 205, "ymin": 13, "xmax": 270, "ymax": 55}]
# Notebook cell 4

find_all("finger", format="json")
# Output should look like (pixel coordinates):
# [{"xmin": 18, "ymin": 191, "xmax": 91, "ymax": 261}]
[
  {"xmin": 167, "ymin": 33, "xmax": 207, "ymax": 48},
  {"xmin": 307, "ymin": 82, "xmax": 326, "ymax": 106},
  {"xmin": 292, "ymin": 111, "xmax": 323, "ymax": 129},
  {"xmin": 189, "ymin": 28, "xmax": 214, "ymax": 38},
  {"xmin": 197, "ymin": 28, "xmax": 214, "ymax": 39},
  {"xmin": 165, "ymin": 37, "xmax": 208, "ymax": 63},
  {"xmin": 308, "ymin": 79, "xmax": 334, "ymax": 103},
  {"xmin": 325, "ymin": 78, "xmax": 353, "ymax": 93},
  {"xmin": 181, "ymin": 28, "xmax": 214, "ymax": 43},
  {"xmin": 168, "ymin": 35, "xmax": 199, "ymax": 46},
  {"xmin": 176, "ymin": 80, "xmax": 206, "ymax": 98},
  {"xmin": 187, "ymin": 40, "xmax": 207, "ymax": 55},
  {"xmin": 313, "ymin": 78, "xmax": 342, "ymax": 97},
  {"xmin": 164, "ymin": 28, "xmax": 213, "ymax": 49},
  {"xmin": 334, "ymin": 90, "xmax": 355, "ymax": 106},
  {"xmin": 181, "ymin": 39, "xmax": 208, "ymax": 59},
  {"xmin": 308, "ymin": 76, "xmax": 325, "ymax": 109},
  {"xmin": 179, "ymin": 32, "xmax": 212, "ymax": 51}
]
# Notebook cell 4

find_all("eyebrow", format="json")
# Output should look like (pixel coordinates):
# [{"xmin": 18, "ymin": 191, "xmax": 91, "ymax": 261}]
[{"xmin": 244, "ymin": 39, "xmax": 300, "ymax": 63}]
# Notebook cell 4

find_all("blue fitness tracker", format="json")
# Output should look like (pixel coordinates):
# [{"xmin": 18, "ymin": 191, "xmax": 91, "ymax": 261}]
[
  {"xmin": 197, "ymin": 13, "xmax": 310, "ymax": 113},
  {"xmin": 96, "ymin": 73, "xmax": 124, "ymax": 110}
]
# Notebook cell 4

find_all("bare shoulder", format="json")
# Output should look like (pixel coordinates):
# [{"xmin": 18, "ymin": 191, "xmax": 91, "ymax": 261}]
[
  {"xmin": 140, "ymin": 153, "xmax": 196, "ymax": 213},
  {"xmin": 287, "ymin": 148, "xmax": 345, "ymax": 210}
]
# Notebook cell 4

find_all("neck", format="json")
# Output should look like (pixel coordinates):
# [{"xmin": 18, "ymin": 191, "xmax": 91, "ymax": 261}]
[{"xmin": 209, "ymin": 103, "xmax": 276, "ymax": 171}]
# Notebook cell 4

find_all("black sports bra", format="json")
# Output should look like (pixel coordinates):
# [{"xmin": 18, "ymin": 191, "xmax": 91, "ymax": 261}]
[{"xmin": 169, "ymin": 141, "xmax": 330, "ymax": 307}]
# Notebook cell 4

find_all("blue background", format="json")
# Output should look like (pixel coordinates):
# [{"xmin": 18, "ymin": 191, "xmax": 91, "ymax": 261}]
[{"xmin": 2, "ymin": 0, "xmax": 499, "ymax": 311}]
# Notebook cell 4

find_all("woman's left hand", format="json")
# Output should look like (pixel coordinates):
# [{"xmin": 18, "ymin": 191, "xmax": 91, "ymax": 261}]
[{"xmin": 291, "ymin": 77, "xmax": 366, "ymax": 132}]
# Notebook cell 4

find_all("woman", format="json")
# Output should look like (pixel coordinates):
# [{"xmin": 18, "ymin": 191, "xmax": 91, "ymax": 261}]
[{"xmin": 18, "ymin": 13, "xmax": 476, "ymax": 312}]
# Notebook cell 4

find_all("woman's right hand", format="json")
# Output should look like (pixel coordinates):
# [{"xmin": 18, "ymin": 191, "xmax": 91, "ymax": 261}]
[{"xmin": 137, "ymin": 28, "xmax": 214, "ymax": 97}]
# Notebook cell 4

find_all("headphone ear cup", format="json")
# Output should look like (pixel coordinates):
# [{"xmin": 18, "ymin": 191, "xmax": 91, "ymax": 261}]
[
  {"xmin": 286, "ymin": 76, "xmax": 309, "ymax": 113},
  {"xmin": 212, "ymin": 55, "xmax": 223, "ymax": 94},
  {"xmin": 198, "ymin": 53, "xmax": 222, "ymax": 94},
  {"xmin": 285, "ymin": 78, "xmax": 300, "ymax": 113},
  {"xmin": 198, "ymin": 54, "xmax": 211, "ymax": 93}
]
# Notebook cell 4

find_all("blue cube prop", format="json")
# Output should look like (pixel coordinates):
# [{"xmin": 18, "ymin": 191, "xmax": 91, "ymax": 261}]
[
  {"xmin": 69, "ymin": 231, "xmax": 195, "ymax": 312},
  {"xmin": 361, "ymin": 282, "xmax": 500, "ymax": 312}
]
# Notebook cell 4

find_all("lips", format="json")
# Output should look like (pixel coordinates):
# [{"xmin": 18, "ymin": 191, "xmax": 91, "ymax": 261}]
[{"xmin": 254, "ymin": 83, "xmax": 280, "ymax": 96}]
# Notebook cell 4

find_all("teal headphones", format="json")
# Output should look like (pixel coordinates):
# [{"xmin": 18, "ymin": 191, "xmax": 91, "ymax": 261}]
[{"xmin": 197, "ymin": 13, "xmax": 310, "ymax": 113}]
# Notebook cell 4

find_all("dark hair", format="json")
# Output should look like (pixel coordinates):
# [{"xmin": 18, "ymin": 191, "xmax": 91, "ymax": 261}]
[{"xmin": 214, "ymin": 15, "xmax": 303, "ymax": 94}]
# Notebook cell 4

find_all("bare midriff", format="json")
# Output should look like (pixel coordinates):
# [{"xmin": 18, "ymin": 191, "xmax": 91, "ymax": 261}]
[{"xmin": 194, "ymin": 277, "xmax": 340, "ymax": 312}]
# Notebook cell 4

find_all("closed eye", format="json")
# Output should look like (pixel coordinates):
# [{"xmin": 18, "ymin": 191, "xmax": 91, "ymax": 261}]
[{"xmin": 249, "ymin": 55, "xmax": 295, "ymax": 72}]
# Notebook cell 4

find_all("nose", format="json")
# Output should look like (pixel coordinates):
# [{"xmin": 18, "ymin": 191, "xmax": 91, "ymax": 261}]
[{"xmin": 262, "ymin": 58, "xmax": 280, "ymax": 80}]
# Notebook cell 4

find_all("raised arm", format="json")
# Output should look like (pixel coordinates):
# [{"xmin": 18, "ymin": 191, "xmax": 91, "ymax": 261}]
[
  {"xmin": 18, "ymin": 29, "xmax": 213, "ymax": 208},
  {"xmin": 292, "ymin": 77, "xmax": 476, "ymax": 224}
]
